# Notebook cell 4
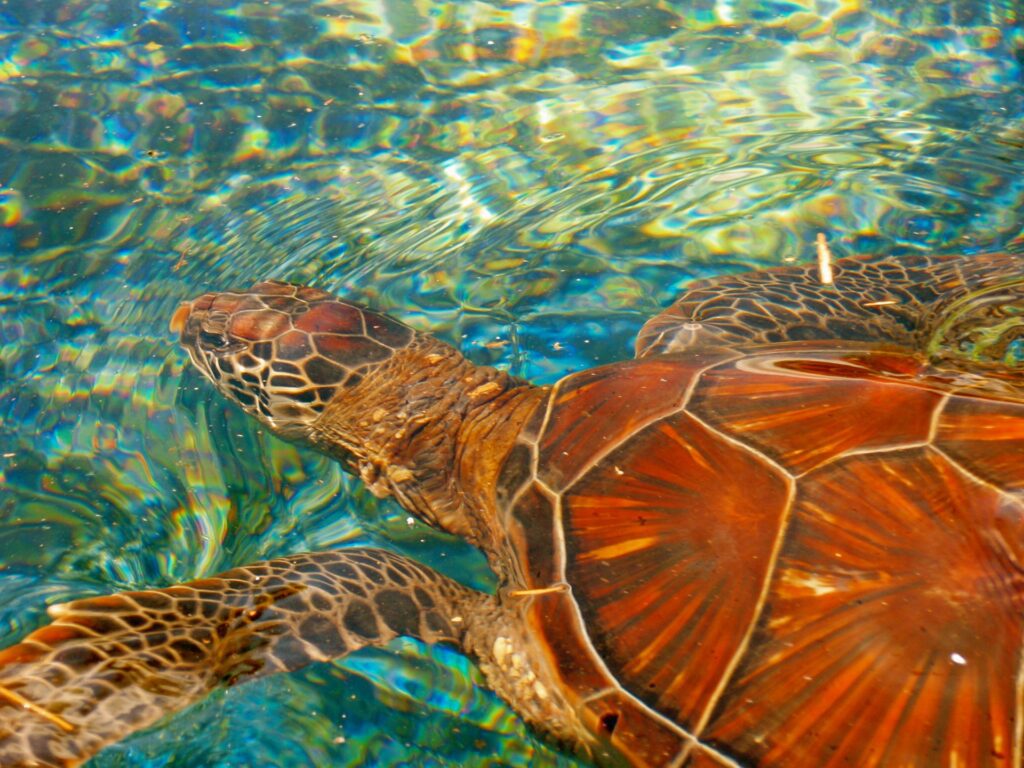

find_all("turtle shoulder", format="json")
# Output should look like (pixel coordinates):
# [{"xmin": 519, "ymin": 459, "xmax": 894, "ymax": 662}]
[
  {"xmin": 636, "ymin": 251, "xmax": 1022, "ymax": 362},
  {"xmin": 496, "ymin": 342, "xmax": 1024, "ymax": 766}
]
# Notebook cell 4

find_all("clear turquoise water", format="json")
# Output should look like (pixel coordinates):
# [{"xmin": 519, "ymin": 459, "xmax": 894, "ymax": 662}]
[{"xmin": 0, "ymin": 1, "xmax": 1022, "ymax": 765}]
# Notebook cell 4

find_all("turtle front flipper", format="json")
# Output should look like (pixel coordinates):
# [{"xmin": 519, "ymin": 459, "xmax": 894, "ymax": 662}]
[
  {"xmin": 0, "ymin": 548, "xmax": 490, "ymax": 767},
  {"xmin": 638, "ymin": 251, "xmax": 1022, "ymax": 367}
]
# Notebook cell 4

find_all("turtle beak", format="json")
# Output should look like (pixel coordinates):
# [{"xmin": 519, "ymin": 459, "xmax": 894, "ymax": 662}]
[{"xmin": 170, "ymin": 300, "xmax": 192, "ymax": 336}]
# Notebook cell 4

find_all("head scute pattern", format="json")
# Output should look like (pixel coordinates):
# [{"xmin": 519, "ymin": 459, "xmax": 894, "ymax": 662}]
[{"xmin": 173, "ymin": 280, "xmax": 414, "ymax": 438}]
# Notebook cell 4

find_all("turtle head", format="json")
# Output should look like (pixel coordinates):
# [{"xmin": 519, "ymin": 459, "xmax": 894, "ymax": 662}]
[
  {"xmin": 171, "ymin": 280, "xmax": 415, "ymax": 442},
  {"xmin": 173, "ymin": 280, "xmax": 542, "ymax": 547}
]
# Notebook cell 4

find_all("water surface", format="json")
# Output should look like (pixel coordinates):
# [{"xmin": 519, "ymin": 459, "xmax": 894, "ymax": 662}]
[{"xmin": 0, "ymin": 1, "xmax": 1022, "ymax": 765}]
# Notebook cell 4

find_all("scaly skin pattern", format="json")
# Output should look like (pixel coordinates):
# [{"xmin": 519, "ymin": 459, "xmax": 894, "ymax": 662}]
[
  {"xmin": 172, "ymin": 280, "xmax": 544, "ymax": 554},
  {"xmin": 637, "ymin": 250, "xmax": 1022, "ymax": 367},
  {"xmin": 0, "ymin": 549, "xmax": 490, "ymax": 768}
]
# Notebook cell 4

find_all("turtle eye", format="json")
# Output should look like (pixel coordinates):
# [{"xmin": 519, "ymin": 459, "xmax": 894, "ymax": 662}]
[
  {"xmin": 199, "ymin": 329, "xmax": 228, "ymax": 349},
  {"xmin": 197, "ymin": 310, "xmax": 233, "ymax": 351}
]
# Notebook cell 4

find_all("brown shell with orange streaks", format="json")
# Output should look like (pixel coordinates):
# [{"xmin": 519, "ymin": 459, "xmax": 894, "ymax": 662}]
[{"xmin": 499, "ymin": 327, "xmax": 1024, "ymax": 763}]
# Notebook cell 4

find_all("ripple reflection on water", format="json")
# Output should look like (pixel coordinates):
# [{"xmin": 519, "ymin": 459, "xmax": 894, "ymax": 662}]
[{"xmin": 0, "ymin": 1, "xmax": 1022, "ymax": 765}]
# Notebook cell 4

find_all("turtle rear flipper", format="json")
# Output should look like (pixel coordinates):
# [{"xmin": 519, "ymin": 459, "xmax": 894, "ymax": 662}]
[
  {"xmin": 637, "ymin": 251, "xmax": 1023, "ymax": 368},
  {"xmin": 0, "ymin": 548, "xmax": 487, "ymax": 768}
]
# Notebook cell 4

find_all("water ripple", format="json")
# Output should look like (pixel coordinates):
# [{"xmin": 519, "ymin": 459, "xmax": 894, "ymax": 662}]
[{"xmin": 0, "ymin": 0, "xmax": 1022, "ymax": 765}]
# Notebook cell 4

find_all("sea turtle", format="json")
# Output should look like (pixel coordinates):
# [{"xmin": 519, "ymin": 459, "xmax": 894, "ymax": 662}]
[{"xmin": 1, "ymin": 250, "xmax": 1022, "ymax": 768}]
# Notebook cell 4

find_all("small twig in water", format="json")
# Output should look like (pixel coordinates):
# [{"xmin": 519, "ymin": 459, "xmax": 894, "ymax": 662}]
[{"xmin": 816, "ymin": 233, "xmax": 834, "ymax": 284}]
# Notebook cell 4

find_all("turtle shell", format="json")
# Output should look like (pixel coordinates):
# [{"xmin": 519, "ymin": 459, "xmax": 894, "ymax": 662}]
[{"xmin": 498, "ymin": 344, "xmax": 1024, "ymax": 767}]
